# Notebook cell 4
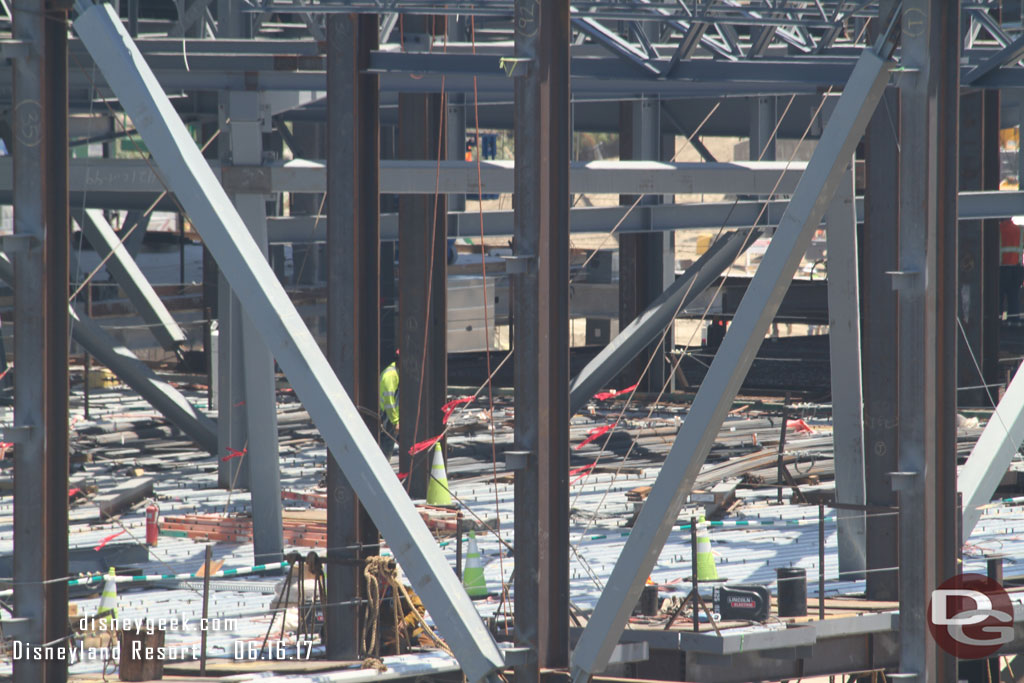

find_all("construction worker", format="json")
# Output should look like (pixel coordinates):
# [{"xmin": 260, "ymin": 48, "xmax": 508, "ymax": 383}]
[
  {"xmin": 379, "ymin": 352, "xmax": 400, "ymax": 451},
  {"xmin": 1001, "ymin": 217, "xmax": 1024, "ymax": 321}
]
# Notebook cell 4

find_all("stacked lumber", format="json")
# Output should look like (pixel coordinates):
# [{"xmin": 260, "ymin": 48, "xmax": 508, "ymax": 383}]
[
  {"xmin": 161, "ymin": 512, "xmax": 326, "ymax": 548},
  {"xmin": 163, "ymin": 502, "xmax": 478, "ymax": 547}
]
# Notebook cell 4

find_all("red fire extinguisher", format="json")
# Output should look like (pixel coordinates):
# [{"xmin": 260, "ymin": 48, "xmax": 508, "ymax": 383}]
[{"xmin": 145, "ymin": 502, "xmax": 159, "ymax": 546}]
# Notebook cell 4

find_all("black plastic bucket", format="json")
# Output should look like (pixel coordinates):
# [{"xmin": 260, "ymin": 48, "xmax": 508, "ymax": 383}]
[{"xmin": 776, "ymin": 567, "xmax": 807, "ymax": 617}]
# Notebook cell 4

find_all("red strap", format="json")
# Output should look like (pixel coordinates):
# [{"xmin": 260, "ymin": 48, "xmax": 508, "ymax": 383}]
[
  {"xmin": 569, "ymin": 461, "xmax": 597, "ymax": 485},
  {"xmin": 576, "ymin": 424, "xmax": 613, "ymax": 450},
  {"xmin": 441, "ymin": 396, "xmax": 474, "ymax": 424},
  {"xmin": 0, "ymin": 366, "xmax": 12, "ymax": 382},
  {"xmin": 94, "ymin": 529, "xmax": 126, "ymax": 551},
  {"xmin": 68, "ymin": 487, "xmax": 81, "ymax": 498},
  {"xmin": 787, "ymin": 419, "xmax": 813, "ymax": 434},
  {"xmin": 221, "ymin": 446, "xmax": 247, "ymax": 461},
  {"xmin": 410, "ymin": 434, "xmax": 443, "ymax": 456},
  {"xmin": 593, "ymin": 383, "xmax": 639, "ymax": 401}
]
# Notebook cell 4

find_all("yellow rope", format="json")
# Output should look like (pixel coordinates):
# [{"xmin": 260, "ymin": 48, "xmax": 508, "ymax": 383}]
[
  {"xmin": 361, "ymin": 555, "xmax": 457, "ymax": 660},
  {"xmin": 362, "ymin": 557, "xmax": 383, "ymax": 657}
]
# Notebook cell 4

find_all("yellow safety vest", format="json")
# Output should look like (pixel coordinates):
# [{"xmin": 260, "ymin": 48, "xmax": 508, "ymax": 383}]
[{"xmin": 379, "ymin": 362, "xmax": 399, "ymax": 427}]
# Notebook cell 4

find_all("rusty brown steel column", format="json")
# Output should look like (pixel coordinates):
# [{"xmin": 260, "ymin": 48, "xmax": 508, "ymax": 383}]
[
  {"xmin": 896, "ymin": 0, "xmax": 959, "ymax": 678},
  {"xmin": 326, "ymin": 13, "xmax": 380, "ymax": 658},
  {"xmin": 13, "ymin": 1, "xmax": 70, "ymax": 681},
  {"xmin": 398, "ymin": 17, "xmax": 447, "ymax": 499},
  {"xmin": 513, "ymin": 0, "xmax": 571, "ymax": 679},
  {"xmin": 957, "ymin": 89, "xmax": 1000, "ymax": 408}
]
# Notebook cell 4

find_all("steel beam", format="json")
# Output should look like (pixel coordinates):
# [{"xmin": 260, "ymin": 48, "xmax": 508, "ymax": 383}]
[
  {"xmin": 957, "ymin": 89, "xmax": 1000, "ymax": 407},
  {"xmin": 72, "ymin": 6, "xmax": 504, "ymax": 680},
  {"xmin": 71, "ymin": 312, "xmax": 217, "ymax": 452},
  {"xmin": 895, "ymin": 1, "xmax": 959, "ymax": 679},
  {"xmin": 397, "ymin": 88, "xmax": 447, "ymax": 499},
  {"xmin": 569, "ymin": 229, "xmax": 759, "ymax": 416},
  {"xmin": 120, "ymin": 210, "xmax": 150, "ymax": 259},
  {"xmin": 861, "ymin": 75, "xmax": 899, "ymax": 600},
  {"xmin": 0, "ymin": 156, "xmax": 811, "ymax": 196},
  {"xmin": 960, "ymin": 358, "xmax": 1024, "ymax": 537},
  {"xmin": 216, "ymin": 97, "xmax": 248, "ymax": 490},
  {"xmin": 513, "ymin": 0, "xmax": 571, "ymax": 678},
  {"xmin": 76, "ymin": 208, "xmax": 187, "ymax": 353},
  {"xmin": 618, "ymin": 97, "xmax": 674, "ymax": 392},
  {"xmin": 225, "ymin": 91, "xmax": 283, "ymax": 565},
  {"xmin": 749, "ymin": 95, "xmax": 777, "ymax": 162},
  {"xmin": 326, "ymin": 12, "xmax": 380, "ymax": 659},
  {"xmin": 216, "ymin": 269, "xmax": 248, "ymax": 488},
  {"xmin": 959, "ymin": 94, "xmax": 1024, "ymax": 535},
  {"xmin": 824, "ymin": 168, "xmax": 866, "ymax": 577},
  {"xmin": 569, "ymin": 47, "xmax": 891, "ymax": 683},
  {"xmin": 11, "ymin": 2, "xmax": 69, "ymax": 681},
  {"xmin": 1, "ymin": 254, "xmax": 218, "ymax": 454}
]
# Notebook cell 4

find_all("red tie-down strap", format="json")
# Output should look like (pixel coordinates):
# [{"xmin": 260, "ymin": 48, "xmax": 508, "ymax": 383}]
[
  {"xmin": 94, "ymin": 529, "xmax": 126, "ymax": 551},
  {"xmin": 409, "ymin": 433, "xmax": 443, "ymax": 457},
  {"xmin": 441, "ymin": 396, "xmax": 474, "ymax": 424},
  {"xmin": 593, "ymin": 383, "xmax": 638, "ymax": 401},
  {"xmin": 221, "ymin": 446, "xmax": 247, "ymax": 461},
  {"xmin": 576, "ymin": 424, "xmax": 613, "ymax": 450},
  {"xmin": 569, "ymin": 461, "xmax": 598, "ymax": 486}
]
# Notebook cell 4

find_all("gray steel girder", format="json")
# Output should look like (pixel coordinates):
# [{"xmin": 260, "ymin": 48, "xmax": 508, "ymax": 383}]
[
  {"xmin": 568, "ymin": 228, "xmax": 760, "ymax": 416},
  {"xmin": 76, "ymin": 208, "xmax": 187, "ymax": 353},
  {"xmin": 569, "ymin": 46, "xmax": 891, "ymax": 682},
  {"xmin": 0, "ymin": 253, "xmax": 217, "ymax": 453},
  {"xmin": 72, "ymin": 4, "xmax": 504, "ymax": 680}
]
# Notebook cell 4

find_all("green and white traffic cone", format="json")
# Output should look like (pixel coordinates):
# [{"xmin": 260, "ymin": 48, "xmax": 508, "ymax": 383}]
[
  {"xmin": 426, "ymin": 443, "xmax": 451, "ymax": 506},
  {"xmin": 96, "ymin": 567, "xmax": 119, "ymax": 625},
  {"xmin": 695, "ymin": 516, "xmax": 718, "ymax": 581},
  {"xmin": 463, "ymin": 531, "xmax": 488, "ymax": 599}
]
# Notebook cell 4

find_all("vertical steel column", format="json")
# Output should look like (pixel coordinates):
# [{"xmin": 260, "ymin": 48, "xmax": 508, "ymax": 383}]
[
  {"xmin": 397, "ymin": 50, "xmax": 447, "ymax": 499},
  {"xmin": 226, "ymin": 91, "xmax": 283, "ymax": 565},
  {"xmin": 749, "ymin": 96, "xmax": 777, "ymax": 162},
  {"xmin": 216, "ymin": 282, "xmax": 248, "ymax": 487},
  {"xmin": 618, "ymin": 96, "xmax": 674, "ymax": 391},
  {"xmin": 826, "ymin": 168, "xmax": 866, "ymax": 577},
  {"xmin": 326, "ymin": 12, "xmax": 380, "ymax": 659},
  {"xmin": 957, "ymin": 89, "xmax": 1001, "ymax": 407},
  {"xmin": 513, "ymin": 0, "xmax": 571, "ymax": 678},
  {"xmin": 215, "ymin": 3, "xmax": 249, "ymax": 490},
  {"xmin": 447, "ymin": 18, "xmax": 467, "ymax": 222},
  {"xmin": 291, "ymin": 123, "xmax": 324, "ymax": 288},
  {"xmin": 13, "ymin": 1, "xmax": 69, "ymax": 681},
  {"xmin": 863, "ymin": 70, "xmax": 900, "ymax": 598},
  {"xmin": 897, "ymin": 1, "xmax": 959, "ymax": 679}
]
